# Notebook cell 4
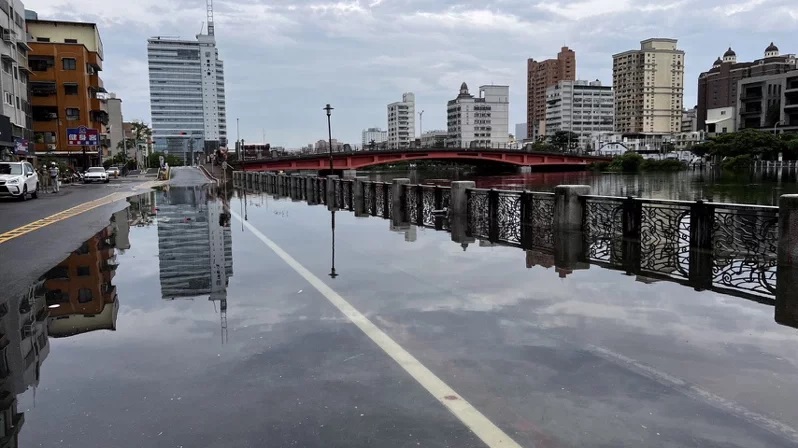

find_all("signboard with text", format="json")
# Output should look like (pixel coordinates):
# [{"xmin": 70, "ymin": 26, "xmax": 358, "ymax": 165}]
[{"xmin": 67, "ymin": 126, "xmax": 100, "ymax": 147}]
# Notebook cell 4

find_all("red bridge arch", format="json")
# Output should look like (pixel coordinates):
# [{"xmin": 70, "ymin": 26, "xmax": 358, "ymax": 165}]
[{"xmin": 241, "ymin": 149, "xmax": 610, "ymax": 172}]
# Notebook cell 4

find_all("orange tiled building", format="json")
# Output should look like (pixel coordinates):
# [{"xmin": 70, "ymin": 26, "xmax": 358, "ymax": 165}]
[{"xmin": 26, "ymin": 19, "xmax": 108, "ymax": 166}]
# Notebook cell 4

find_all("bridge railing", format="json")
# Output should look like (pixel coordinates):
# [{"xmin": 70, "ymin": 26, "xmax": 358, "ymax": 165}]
[{"xmin": 232, "ymin": 171, "xmax": 790, "ymax": 313}]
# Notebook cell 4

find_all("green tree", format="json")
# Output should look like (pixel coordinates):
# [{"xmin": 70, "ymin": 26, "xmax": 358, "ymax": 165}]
[
  {"xmin": 548, "ymin": 131, "xmax": 579, "ymax": 151},
  {"xmin": 694, "ymin": 129, "xmax": 785, "ymax": 160},
  {"xmin": 526, "ymin": 140, "xmax": 556, "ymax": 152}
]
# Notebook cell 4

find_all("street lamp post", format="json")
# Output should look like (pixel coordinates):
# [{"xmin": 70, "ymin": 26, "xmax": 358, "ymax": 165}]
[{"xmin": 324, "ymin": 104, "xmax": 334, "ymax": 173}]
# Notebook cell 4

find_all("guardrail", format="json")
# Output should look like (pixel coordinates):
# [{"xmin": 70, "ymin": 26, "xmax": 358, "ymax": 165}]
[{"xmin": 231, "ymin": 171, "xmax": 798, "ymax": 328}]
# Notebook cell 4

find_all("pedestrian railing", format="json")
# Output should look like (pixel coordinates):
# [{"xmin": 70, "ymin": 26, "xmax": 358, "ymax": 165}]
[{"xmin": 231, "ymin": 171, "xmax": 791, "ymax": 316}]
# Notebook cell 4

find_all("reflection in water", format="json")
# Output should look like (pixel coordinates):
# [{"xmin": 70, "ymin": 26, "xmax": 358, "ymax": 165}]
[
  {"xmin": 329, "ymin": 210, "xmax": 338, "ymax": 279},
  {"xmin": 156, "ymin": 186, "xmax": 233, "ymax": 300},
  {"xmin": 0, "ymin": 208, "xmax": 136, "ymax": 446},
  {"xmin": 155, "ymin": 185, "xmax": 234, "ymax": 342},
  {"xmin": 45, "ymin": 216, "xmax": 127, "ymax": 338}
]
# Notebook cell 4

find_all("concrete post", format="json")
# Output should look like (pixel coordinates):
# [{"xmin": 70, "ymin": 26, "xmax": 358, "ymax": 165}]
[
  {"xmin": 326, "ymin": 175, "xmax": 339, "ymax": 210},
  {"xmin": 553, "ymin": 229, "xmax": 589, "ymax": 278},
  {"xmin": 518, "ymin": 166, "xmax": 532, "ymax": 174},
  {"xmin": 776, "ymin": 194, "xmax": 798, "ymax": 329},
  {"xmin": 391, "ymin": 178, "xmax": 411, "ymax": 225},
  {"xmin": 449, "ymin": 181, "xmax": 475, "ymax": 217},
  {"xmin": 342, "ymin": 169, "xmax": 357, "ymax": 179},
  {"xmin": 353, "ymin": 176, "xmax": 369, "ymax": 216},
  {"xmin": 554, "ymin": 185, "xmax": 590, "ymax": 232}
]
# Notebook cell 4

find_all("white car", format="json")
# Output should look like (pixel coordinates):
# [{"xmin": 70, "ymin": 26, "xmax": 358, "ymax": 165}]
[
  {"xmin": 84, "ymin": 167, "xmax": 109, "ymax": 183},
  {"xmin": 106, "ymin": 166, "xmax": 120, "ymax": 178},
  {"xmin": 0, "ymin": 161, "xmax": 39, "ymax": 200}
]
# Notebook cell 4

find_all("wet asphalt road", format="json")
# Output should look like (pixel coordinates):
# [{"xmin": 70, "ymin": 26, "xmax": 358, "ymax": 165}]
[
  {"xmin": 0, "ymin": 176, "xmax": 159, "ymax": 301},
  {"xmin": 7, "ymin": 167, "xmax": 798, "ymax": 447}
]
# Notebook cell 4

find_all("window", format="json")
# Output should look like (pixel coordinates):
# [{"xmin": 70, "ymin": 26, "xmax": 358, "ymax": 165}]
[
  {"xmin": 64, "ymin": 38, "xmax": 78, "ymax": 44},
  {"xmin": 3, "ymin": 92, "xmax": 11, "ymax": 106},
  {"xmin": 62, "ymin": 58, "xmax": 77, "ymax": 70},
  {"xmin": 15, "ymin": 97, "xmax": 19, "ymax": 109},
  {"xmin": 1, "ymin": 60, "xmax": 10, "ymax": 74},
  {"xmin": 76, "ymin": 266, "xmax": 90, "ymax": 276},
  {"xmin": 65, "ymin": 108, "xmax": 80, "ymax": 120},
  {"xmin": 722, "ymin": 127, "xmax": 728, "ymax": 133},
  {"xmin": 64, "ymin": 84, "xmax": 78, "ymax": 95},
  {"xmin": 78, "ymin": 288, "xmax": 93, "ymax": 303},
  {"xmin": 35, "ymin": 37, "xmax": 50, "ymax": 42}
]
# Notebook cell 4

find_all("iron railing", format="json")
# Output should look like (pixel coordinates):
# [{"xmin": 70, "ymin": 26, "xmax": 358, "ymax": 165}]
[{"xmin": 234, "ymin": 175, "xmax": 780, "ymax": 304}]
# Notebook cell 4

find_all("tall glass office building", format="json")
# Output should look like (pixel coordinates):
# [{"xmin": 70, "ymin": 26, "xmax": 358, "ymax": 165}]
[{"xmin": 146, "ymin": 29, "xmax": 227, "ymax": 162}]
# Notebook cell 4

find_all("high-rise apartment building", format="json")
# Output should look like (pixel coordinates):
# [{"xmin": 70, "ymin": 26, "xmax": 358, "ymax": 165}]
[
  {"xmin": 446, "ymin": 82, "xmax": 509, "ymax": 148},
  {"xmin": 106, "ymin": 93, "xmax": 123, "ymax": 159},
  {"xmin": 147, "ymin": 7, "xmax": 227, "ymax": 163},
  {"xmin": 361, "ymin": 127, "xmax": 387, "ymax": 148},
  {"xmin": 387, "ymin": 93, "xmax": 415, "ymax": 149},
  {"xmin": 545, "ymin": 80, "xmax": 614, "ymax": 149},
  {"xmin": 0, "ymin": 0, "xmax": 32, "ymax": 161},
  {"xmin": 697, "ymin": 43, "xmax": 796, "ymax": 131},
  {"xmin": 527, "ymin": 47, "xmax": 576, "ymax": 139},
  {"xmin": 27, "ymin": 17, "xmax": 108, "ymax": 165},
  {"xmin": 613, "ymin": 38, "xmax": 684, "ymax": 135}
]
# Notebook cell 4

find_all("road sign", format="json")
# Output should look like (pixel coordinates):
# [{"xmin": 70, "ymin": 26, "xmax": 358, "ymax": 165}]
[{"xmin": 67, "ymin": 126, "xmax": 100, "ymax": 146}]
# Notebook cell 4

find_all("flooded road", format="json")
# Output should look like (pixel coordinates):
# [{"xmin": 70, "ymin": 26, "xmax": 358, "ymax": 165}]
[{"xmin": 10, "ymin": 173, "xmax": 798, "ymax": 447}]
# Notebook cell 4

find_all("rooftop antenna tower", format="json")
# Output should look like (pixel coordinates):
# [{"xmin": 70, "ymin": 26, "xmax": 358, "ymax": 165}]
[{"xmin": 206, "ymin": 0, "xmax": 215, "ymax": 36}]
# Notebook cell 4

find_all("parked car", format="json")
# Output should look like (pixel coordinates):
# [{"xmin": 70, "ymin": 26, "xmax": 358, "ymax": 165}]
[
  {"xmin": 84, "ymin": 167, "xmax": 109, "ymax": 183},
  {"xmin": 106, "ymin": 166, "xmax": 120, "ymax": 178},
  {"xmin": 0, "ymin": 161, "xmax": 39, "ymax": 200}
]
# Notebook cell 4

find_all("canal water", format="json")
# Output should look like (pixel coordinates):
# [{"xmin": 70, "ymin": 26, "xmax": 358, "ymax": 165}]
[
  {"xmin": 11, "ymin": 181, "xmax": 798, "ymax": 447},
  {"xmin": 365, "ymin": 169, "xmax": 798, "ymax": 205}
]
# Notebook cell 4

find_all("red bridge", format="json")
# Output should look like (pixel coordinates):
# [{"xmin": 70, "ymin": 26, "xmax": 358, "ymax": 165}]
[{"xmin": 241, "ymin": 148, "xmax": 610, "ymax": 172}]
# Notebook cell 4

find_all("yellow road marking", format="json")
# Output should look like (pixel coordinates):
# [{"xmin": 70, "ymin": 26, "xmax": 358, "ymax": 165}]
[{"xmin": 0, "ymin": 180, "xmax": 166, "ymax": 245}]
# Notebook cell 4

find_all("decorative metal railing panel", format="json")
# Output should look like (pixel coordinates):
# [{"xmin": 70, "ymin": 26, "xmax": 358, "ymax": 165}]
[
  {"xmin": 583, "ymin": 196, "xmax": 624, "ymax": 264},
  {"xmin": 343, "ymin": 180, "xmax": 354, "ymax": 211},
  {"xmin": 467, "ymin": 188, "xmax": 491, "ymax": 240},
  {"xmin": 385, "ymin": 183, "xmax": 393, "ymax": 219},
  {"xmin": 364, "ymin": 182, "xmax": 374, "ymax": 214},
  {"xmin": 639, "ymin": 201, "xmax": 691, "ymax": 280},
  {"xmin": 405, "ymin": 185, "xmax": 420, "ymax": 224},
  {"xmin": 525, "ymin": 193, "xmax": 555, "ymax": 252},
  {"xmin": 375, "ymin": 182, "xmax": 386, "ymax": 217},
  {"xmin": 711, "ymin": 203, "xmax": 778, "ymax": 298},
  {"xmin": 496, "ymin": 191, "xmax": 522, "ymax": 245},
  {"xmin": 332, "ymin": 179, "xmax": 341, "ymax": 209},
  {"xmin": 421, "ymin": 186, "xmax": 437, "ymax": 227}
]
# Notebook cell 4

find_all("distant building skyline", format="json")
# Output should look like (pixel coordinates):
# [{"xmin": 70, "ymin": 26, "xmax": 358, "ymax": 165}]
[
  {"xmin": 527, "ymin": 47, "xmax": 576, "ymax": 140},
  {"xmin": 446, "ymin": 82, "xmax": 509, "ymax": 148},
  {"xmin": 387, "ymin": 93, "xmax": 415, "ymax": 150}
]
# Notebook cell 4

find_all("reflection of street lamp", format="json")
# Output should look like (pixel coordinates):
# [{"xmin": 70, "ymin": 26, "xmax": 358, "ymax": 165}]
[
  {"xmin": 329, "ymin": 210, "xmax": 338, "ymax": 279},
  {"xmin": 324, "ymin": 104, "xmax": 334, "ymax": 173}
]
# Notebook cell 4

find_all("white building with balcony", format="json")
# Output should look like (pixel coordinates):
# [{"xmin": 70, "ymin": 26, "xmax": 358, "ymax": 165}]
[
  {"xmin": 361, "ymin": 127, "xmax": 387, "ymax": 148},
  {"xmin": 446, "ymin": 83, "xmax": 509, "ymax": 148},
  {"xmin": 0, "ymin": 0, "xmax": 31, "ymax": 161},
  {"xmin": 387, "ymin": 93, "xmax": 415, "ymax": 149},
  {"xmin": 545, "ymin": 80, "xmax": 614, "ymax": 150}
]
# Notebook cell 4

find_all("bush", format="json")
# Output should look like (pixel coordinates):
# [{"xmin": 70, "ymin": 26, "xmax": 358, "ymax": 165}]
[
  {"xmin": 641, "ymin": 158, "xmax": 686, "ymax": 171},
  {"xmin": 588, "ymin": 161, "xmax": 610, "ymax": 171},
  {"xmin": 721, "ymin": 154, "xmax": 752, "ymax": 172}
]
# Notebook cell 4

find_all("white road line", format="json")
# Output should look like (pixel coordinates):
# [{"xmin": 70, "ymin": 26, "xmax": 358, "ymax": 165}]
[{"xmin": 231, "ymin": 210, "xmax": 524, "ymax": 448}]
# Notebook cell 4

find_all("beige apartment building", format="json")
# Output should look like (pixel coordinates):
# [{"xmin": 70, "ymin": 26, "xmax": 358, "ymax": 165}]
[{"xmin": 613, "ymin": 38, "xmax": 684, "ymax": 134}]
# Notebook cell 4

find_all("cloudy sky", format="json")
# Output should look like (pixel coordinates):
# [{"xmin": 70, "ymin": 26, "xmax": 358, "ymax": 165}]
[{"xmin": 28, "ymin": 0, "xmax": 798, "ymax": 148}]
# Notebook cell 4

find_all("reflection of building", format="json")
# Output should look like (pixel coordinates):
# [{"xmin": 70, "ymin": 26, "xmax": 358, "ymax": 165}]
[
  {"xmin": 156, "ymin": 186, "xmax": 233, "ymax": 300},
  {"xmin": 0, "ymin": 279, "xmax": 50, "ymax": 447},
  {"xmin": 45, "ymin": 226, "xmax": 119, "ymax": 337}
]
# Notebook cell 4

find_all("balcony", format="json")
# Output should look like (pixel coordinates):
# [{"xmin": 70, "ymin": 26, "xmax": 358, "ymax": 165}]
[
  {"xmin": 32, "ymin": 106, "xmax": 58, "ymax": 122},
  {"xmin": 740, "ymin": 107, "xmax": 763, "ymax": 116},
  {"xmin": 91, "ymin": 110, "xmax": 109, "ymax": 126},
  {"xmin": 30, "ymin": 81, "xmax": 56, "ymax": 97}
]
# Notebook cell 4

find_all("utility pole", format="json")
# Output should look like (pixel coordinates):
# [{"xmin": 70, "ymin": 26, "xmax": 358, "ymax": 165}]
[
  {"xmin": 419, "ymin": 110, "xmax": 424, "ymax": 139},
  {"xmin": 236, "ymin": 117, "xmax": 240, "ymax": 160}
]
